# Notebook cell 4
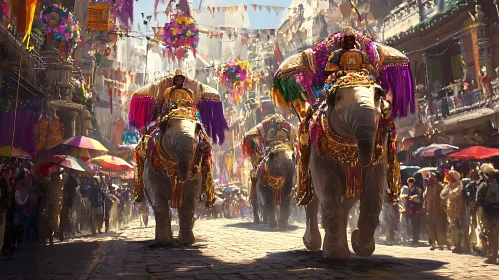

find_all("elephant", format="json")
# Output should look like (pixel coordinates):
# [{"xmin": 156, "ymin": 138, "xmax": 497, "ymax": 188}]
[
  {"xmin": 254, "ymin": 143, "xmax": 296, "ymax": 229},
  {"xmin": 143, "ymin": 113, "xmax": 204, "ymax": 246},
  {"xmin": 302, "ymin": 82, "xmax": 389, "ymax": 259}
]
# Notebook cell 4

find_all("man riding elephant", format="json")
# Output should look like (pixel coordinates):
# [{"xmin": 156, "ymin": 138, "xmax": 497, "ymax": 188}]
[{"xmin": 150, "ymin": 69, "xmax": 194, "ymax": 122}]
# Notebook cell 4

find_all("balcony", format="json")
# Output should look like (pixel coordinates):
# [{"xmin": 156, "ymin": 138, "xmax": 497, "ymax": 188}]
[
  {"xmin": 379, "ymin": 0, "xmax": 470, "ymax": 43},
  {"xmin": 417, "ymin": 78, "xmax": 499, "ymax": 124}
]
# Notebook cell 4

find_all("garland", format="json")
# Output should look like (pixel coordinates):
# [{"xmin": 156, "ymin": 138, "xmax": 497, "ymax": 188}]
[
  {"xmin": 216, "ymin": 59, "xmax": 253, "ymax": 104},
  {"xmin": 39, "ymin": 4, "xmax": 81, "ymax": 57},
  {"xmin": 163, "ymin": 15, "xmax": 199, "ymax": 61}
]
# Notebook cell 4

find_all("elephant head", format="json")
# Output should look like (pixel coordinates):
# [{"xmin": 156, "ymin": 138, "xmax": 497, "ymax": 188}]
[
  {"xmin": 326, "ymin": 84, "xmax": 385, "ymax": 166},
  {"xmin": 160, "ymin": 116, "xmax": 203, "ymax": 181}
]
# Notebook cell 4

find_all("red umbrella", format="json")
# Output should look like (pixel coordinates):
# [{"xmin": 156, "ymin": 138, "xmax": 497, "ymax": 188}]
[
  {"xmin": 89, "ymin": 155, "xmax": 134, "ymax": 171},
  {"xmin": 447, "ymin": 146, "xmax": 499, "ymax": 160}
]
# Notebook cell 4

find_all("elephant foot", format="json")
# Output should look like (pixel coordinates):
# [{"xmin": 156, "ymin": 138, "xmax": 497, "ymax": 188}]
[
  {"xmin": 322, "ymin": 232, "xmax": 350, "ymax": 260},
  {"xmin": 278, "ymin": 219, "xmax": 288, "ymax": 230},
  {"xmin": 303, "ymin": 226, "xmax": 322, "ymax": 251},
  {"xmin": 178, "ymin": 230, "xmax": 195, "ymax": 246},
  {"xmin": 351, "ymin": 229, "xmax": 375, "ymax": 257},
  {"xmin": 269, "ymin": 220, "xmax": 277, "ymax": 229}
]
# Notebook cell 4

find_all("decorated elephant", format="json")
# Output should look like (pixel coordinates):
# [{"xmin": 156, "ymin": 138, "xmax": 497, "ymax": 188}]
[
  {"xmin": 141, "ymin": 107, "xmax": 214, "ymax": 245},
  {"xmin": 255, "ymin": 141, "xmax": 295, "ymax": 229},
  {"xmin": 271, "ymin": 28, "xmax": 414, "ymax": 259},
  {"xmin": 130, "ymin": 70, "xmax": 228, "ymax": 245},
  {"xmin": 242, "ymin": 114, "xmax": 295, "ymax": 229}
]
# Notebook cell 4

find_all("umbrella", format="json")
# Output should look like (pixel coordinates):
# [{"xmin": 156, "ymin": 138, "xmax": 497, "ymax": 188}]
[
  {"xmin": 40, "ymin": 136, "xmax": 108, "ymax": 160},
  {"xmin": 37, "ymin": 155, "xmax": 86, "ymax": 172},
  {"xmin": 447, "ymin": 146, "xmax": 499, "ymax": 160},
  {"xmin": 413, "ymin": 144, "xmax": 459, "ymax": 158},
  {"xmin": 0, "ymin": 146, "xmax": 31, "ymax": 159},
  {"xmin": 90, "ymin": 155, "xmax": 134, "ymax": 171},
  {"xmin": 417, "ymin": 167, "xmax": 438, "ymax": 178}
]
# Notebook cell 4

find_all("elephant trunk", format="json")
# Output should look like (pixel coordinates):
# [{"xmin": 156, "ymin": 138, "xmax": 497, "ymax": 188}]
[
  {"xmin": 175, "ymin": 136, "xmax": 195, "ymax": 181},
  {"xmin": 352, "ymin": 108, "xmax": 377, "ymax": 166}
]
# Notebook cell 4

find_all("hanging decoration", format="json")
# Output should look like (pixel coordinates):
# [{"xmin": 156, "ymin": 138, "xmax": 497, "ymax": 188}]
[
  {"xmin": 162, "ymin": 15, "xmax": 199, "ymax": 61},
  {"xmin": 38, "ymin": 4, "xmax": 81, "ymax": 58},
  {"xmin": 216, "ymin": 59, "xmax": 254, "ymax": 104}
]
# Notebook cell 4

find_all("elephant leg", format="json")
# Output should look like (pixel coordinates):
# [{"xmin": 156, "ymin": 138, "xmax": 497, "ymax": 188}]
[
  {"xmin": 177, "ymin": 183, "xmax": 199, "ymax": 246},
  {"xmin": 351, "ymin": 180, "xmax": 383, "ymax": 257},
  {"xmin": 322, "ymin": 196, "xmax": 350, "ymax": 260},
  {"xmin": 144, "ymin": 169, "xmax": 172, "ymax": 245},
  {"xmin": 153, "ymin": 208, "xmax": 173, "ymax": 244},
  {"xmin": 303, "ymin": 192, "xmax": 321, "ymax": 251},
  {"xmin": 261, "ymin": 186, "xmax": 277, "ymax": 229},
  {"xmin": 252, "ymin": 200, "xmax": 260, "ymax": 225},
  {"xmin": 261, "ymin": 205, "xmax": 268, "ymax": 224},
  {"xmin": 278, "ymin": 196, "xmax": 291, "ymax": 230}
]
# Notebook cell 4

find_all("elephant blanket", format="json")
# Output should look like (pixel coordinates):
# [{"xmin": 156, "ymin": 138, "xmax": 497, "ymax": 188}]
[
  {"xmin": 256, "ymin": 141, "xmax": 292, "ymax": 205},
  {"xmin": 295, "ymin": 102, "xmax": 401, "ymax": 205},
  {"xmin": 134, "ymin": 122, "xmax": 215, "ymax": 208}
]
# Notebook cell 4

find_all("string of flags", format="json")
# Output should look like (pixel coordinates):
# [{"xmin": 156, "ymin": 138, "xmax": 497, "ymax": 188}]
[{"xmin": 201, "ymin": 4, "xmax": 288, "ymax": 16}]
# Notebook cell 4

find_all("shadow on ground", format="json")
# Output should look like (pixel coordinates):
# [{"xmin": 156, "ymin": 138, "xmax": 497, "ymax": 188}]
[{"xmin": 224, "ymin": 222, "xmax": 301, "ymax": 232}]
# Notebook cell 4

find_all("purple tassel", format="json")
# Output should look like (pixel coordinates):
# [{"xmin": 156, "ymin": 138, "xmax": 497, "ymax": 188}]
[
  {"xmin": 197, "ymin": 99, "xmax": 229, "ymax": 144},
  {"xmin": 379, "ymin": 64, "xmax": 415, "ymax": 118}
]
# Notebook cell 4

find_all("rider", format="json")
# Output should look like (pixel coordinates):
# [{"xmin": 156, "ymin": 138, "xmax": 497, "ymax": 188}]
[
  {"xmin": 150, "ymin": 68, "xmax": 194, "ymax": 122},
  {"xmin": 324, "ymin": 27, "xmax": 373, "ymax": 82}
]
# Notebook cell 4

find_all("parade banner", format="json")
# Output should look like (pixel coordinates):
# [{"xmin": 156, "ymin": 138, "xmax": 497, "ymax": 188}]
[
  {"xmin": 470, "ymin": 28, "xmax": 481, "ymax": 87},
  {"xmin": 87, "ymin": 4, "xmax": 110, "ymax": 31}
]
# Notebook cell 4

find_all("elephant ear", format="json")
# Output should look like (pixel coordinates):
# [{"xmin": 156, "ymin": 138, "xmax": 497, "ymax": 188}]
[
  {"xmin": 269, "ymin": 153, "xmax": 275, "ymax": 161},
  {"xmin": 159, "ymin": 117, "xmax": 169, "ymax": 133},
  {"xmin": 326, "ymin": 86, "xmax": 338, "ymax": 108}
]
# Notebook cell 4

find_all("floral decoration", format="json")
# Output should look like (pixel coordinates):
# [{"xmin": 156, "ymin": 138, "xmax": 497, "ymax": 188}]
[
  {"xmin": 216, "ymin": 59, "xmax": 254, "ymax": 104},
  {"xmin": 163, "ymin": 15, "xmax": 199, "ymax": 60},
  {"xmin": 39, "ymin": 4, "xmax": 81, "ymax": 55}
]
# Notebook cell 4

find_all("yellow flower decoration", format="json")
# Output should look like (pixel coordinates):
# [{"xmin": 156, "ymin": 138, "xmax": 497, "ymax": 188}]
[{"xmin": 186, "ymin": 31, "xmax": 192, "ymax": 37}]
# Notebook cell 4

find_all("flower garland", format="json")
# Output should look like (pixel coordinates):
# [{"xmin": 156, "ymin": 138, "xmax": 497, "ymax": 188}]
[
  {"xmin": 39, "ymin": 4, "xmax": 81, "ymax": 56},
  {"xmin": 163, "ymin": 15, "xmax": 199, "ymax": 61},
  {"xmin": 216, "ymin": 59, "xmax": 254, "ymax": 104}
]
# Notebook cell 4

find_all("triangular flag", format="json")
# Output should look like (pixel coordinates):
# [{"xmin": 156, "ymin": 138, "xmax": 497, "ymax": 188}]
[
  {"xmin": 243, "ymin": 4, "xmax": 248, "ymax": 11},
  {"xmin": 266, "ymin": 6, "xmax": 271, "ymax": 14},
  {"xmin": 222, "ymin": 7, "xmax": 227, "ymax": 12},
  {"xmin": 217, "ymin": 7, "xmax": 221, "ymax": 13},
  {"xmin": 235, "ymin": 5, "xmax": 239, "ymax": 11},
  {"xmin": 252, "ymin": 4, "xmax": 257, "ymax": 12},
  {"xmin": 272, "ymin": 6, "xmax": 280, "ymax": 15},
  {"xmin": 207, "ymin": 7, "xmax": 211, "ymax": 14},
  {"xmin": 258, "ymin": 5, "xmax": 263, "ymax": 12}
]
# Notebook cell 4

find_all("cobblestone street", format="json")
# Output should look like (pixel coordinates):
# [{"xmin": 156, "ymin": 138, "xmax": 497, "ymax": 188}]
[{"xmin": 1, "ymin": 218, "xmax": 497, "ymax": 279}]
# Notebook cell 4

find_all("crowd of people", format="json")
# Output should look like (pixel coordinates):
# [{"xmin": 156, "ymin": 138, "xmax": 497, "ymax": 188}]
[
  {"xmin": 376, "ymin": 163, "xmax": 499, "ymax": 264},
  {"xmin": 0, "ymin": 161, "xmax": 151, "ymax": 257}
]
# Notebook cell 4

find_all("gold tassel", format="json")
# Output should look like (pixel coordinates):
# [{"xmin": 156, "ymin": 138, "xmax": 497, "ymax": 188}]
[
  {"xmin": 345, "ymin": 161, "xmax": 362, "ymax": 199},
  {"xmin": 387, "ymin": 140, "xmax": 401, "ymax": 204},
  {"xmin": 171, "ymin": 177, "xmax": 185, "ymax": 208}
]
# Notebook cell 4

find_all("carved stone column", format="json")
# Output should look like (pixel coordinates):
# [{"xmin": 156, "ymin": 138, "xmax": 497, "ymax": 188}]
[
  {"xmin": 59, "ymin": 111, "xmax": 79, "ymax": 138},
  {"xmin": 475, "ymin": 5, "xmax": 492, "ymax": 74}
]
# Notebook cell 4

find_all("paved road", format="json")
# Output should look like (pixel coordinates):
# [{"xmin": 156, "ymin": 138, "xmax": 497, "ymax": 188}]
[{"xmin": 0, "ymin": 219, "xmax": 497, "ymax": 279}]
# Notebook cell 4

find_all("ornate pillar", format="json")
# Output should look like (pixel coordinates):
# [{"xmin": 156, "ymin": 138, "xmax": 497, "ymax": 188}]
[
  {"xmin": 475, "ymin": 5, "xmax": 492, "ymax": 74},
  {"xmin": 59, "ymin": 111, "xmax": 79, "ymax": 138}
]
